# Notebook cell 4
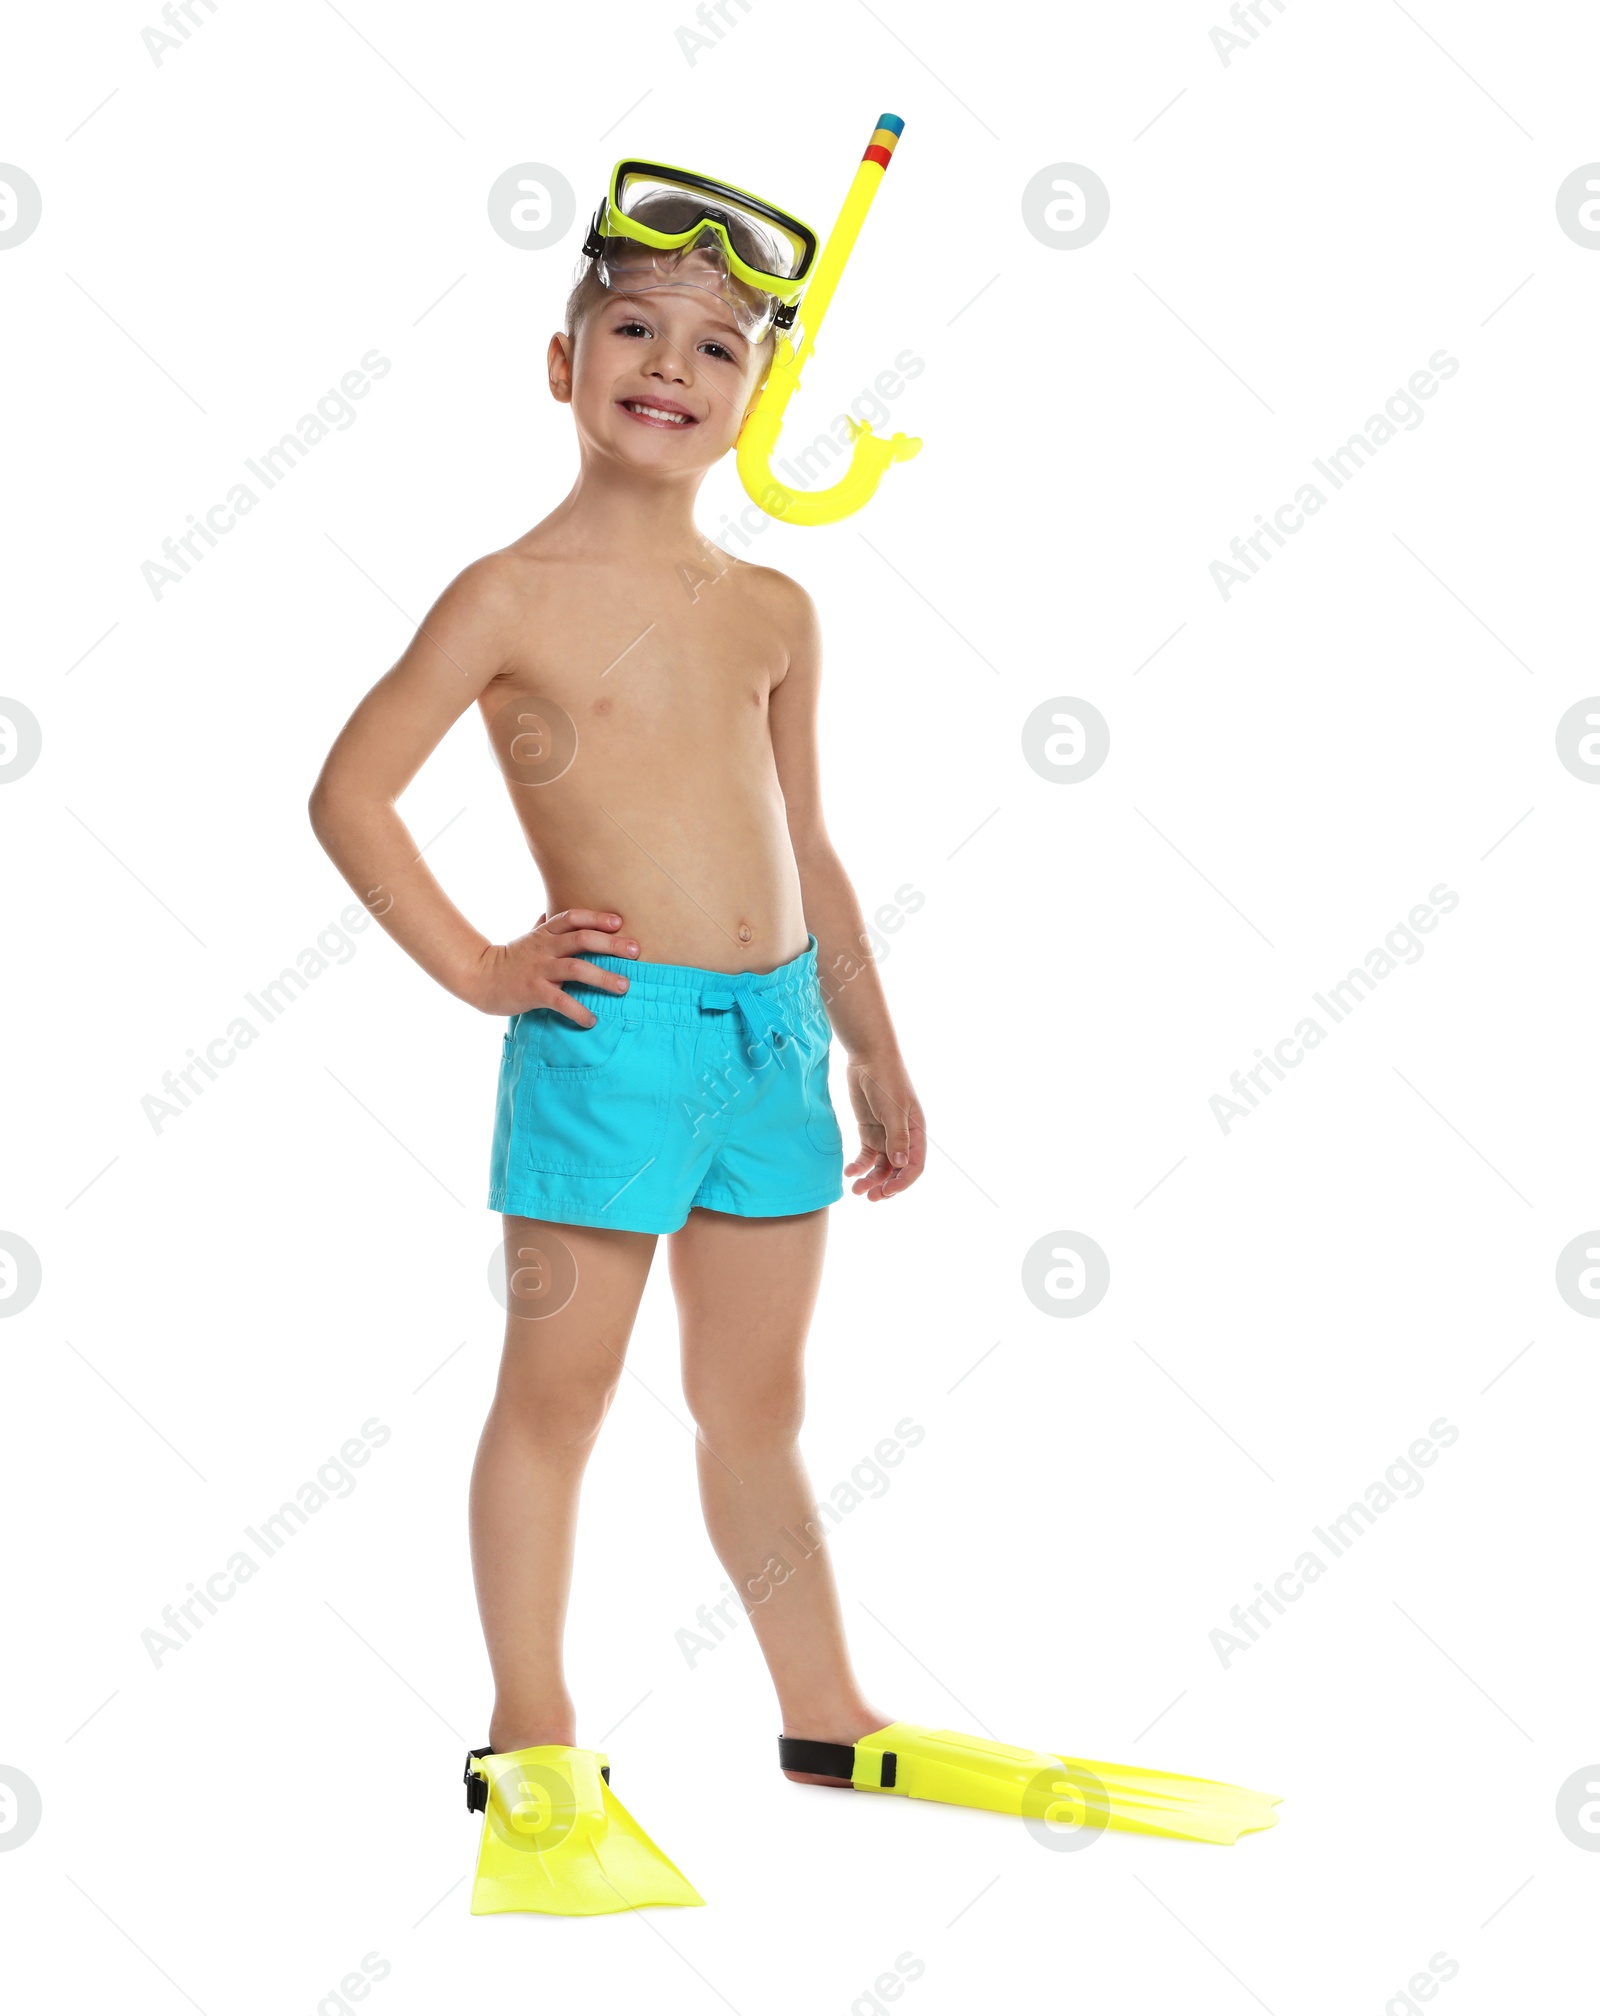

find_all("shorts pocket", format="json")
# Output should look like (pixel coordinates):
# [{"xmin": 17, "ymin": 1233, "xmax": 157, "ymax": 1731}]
[
  {"xmin": 517, "ymin": 1009, "xmax": 669, "ymax": 1179},
  {"xmin": 533, "ymin": 1003, "xmax": 634, "ymax": 1078}
]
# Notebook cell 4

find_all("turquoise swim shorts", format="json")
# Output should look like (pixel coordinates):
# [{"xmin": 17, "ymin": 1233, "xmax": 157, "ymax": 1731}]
[{"xmin": 488, "ymin": 934, "xmax": 845, "ymax": 1234}]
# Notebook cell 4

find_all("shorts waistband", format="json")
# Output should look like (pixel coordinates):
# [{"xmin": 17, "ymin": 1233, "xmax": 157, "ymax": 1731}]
[{"xmin": 554, "ymin": 933, "xmax": 824, "ymax": 1036}]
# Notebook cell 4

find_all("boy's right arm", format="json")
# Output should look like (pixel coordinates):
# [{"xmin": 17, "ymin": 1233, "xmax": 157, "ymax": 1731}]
[{"xmin": 307, "ymin": 556, "xmax": 633, "ymax": 1020}]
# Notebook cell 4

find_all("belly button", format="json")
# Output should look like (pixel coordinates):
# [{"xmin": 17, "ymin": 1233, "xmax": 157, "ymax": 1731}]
[{"xmin": 737, "ymin": 922, "xmax": 753, "ymax": 943}]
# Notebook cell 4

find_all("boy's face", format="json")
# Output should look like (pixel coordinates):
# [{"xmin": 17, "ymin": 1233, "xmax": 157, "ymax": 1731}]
[{"xmin": 550, "ymin": 271, "xmax": 772, "ymax": 472}]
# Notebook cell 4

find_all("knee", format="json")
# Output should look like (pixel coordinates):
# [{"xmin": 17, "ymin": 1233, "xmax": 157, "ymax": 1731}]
[
  {"xmin": 492, "ymin": 1366, "xmax": 620, "ymax": 1457},
  {"xmin": 684, "ymin": 1374, "xmax": 805, "ymax": 1454}
]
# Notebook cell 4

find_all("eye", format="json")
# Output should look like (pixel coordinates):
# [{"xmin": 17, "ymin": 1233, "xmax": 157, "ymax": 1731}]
[
  {"xmin": 615, "ymin": 319, "xmax": 651, "ymax": 338},
  {"xmin": 699, "ymin": 339, "xmax": 739, "ymax": 363}
]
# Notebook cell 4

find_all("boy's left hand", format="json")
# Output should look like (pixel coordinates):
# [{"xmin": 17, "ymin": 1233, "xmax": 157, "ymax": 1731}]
[{"xmin": 844, "ymin": 1057, "xmax": 926, "ymax": 1201}]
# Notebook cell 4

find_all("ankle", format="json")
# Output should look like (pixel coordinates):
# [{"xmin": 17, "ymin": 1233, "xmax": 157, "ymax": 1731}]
[
  {"xmin": 779, "ymin": 1701, "xmax": 888, "ymax": 1745},
  {"xmin": 488, "ymin": 1699, "xmax": 578, "ymax": 1753}
]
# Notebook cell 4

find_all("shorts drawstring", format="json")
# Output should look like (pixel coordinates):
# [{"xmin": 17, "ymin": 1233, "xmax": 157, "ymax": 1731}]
[{"xmin": 700, "ymin": 971, "xmax": 792, "ymax": 1067}]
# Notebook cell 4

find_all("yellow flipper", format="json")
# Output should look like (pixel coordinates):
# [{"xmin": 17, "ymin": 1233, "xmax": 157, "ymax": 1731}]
[
  {"xmin": 787, "ymin": 1725, "xmax": 1279, "ymax": 1847},
  {"xmin": 467, "ymin": 1745, "xmax": 704, "ymax": 1915}
]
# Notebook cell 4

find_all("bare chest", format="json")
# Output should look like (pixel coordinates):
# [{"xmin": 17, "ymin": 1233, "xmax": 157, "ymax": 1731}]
[{"xmin": 483, "ymin": 560, "xmax": 785, "ymax": 758}]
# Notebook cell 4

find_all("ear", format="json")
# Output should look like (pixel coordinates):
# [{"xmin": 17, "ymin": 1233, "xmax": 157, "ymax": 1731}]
[{"xmin": 547, "ymin": 330, "xmax": 573, "ymax": 405}]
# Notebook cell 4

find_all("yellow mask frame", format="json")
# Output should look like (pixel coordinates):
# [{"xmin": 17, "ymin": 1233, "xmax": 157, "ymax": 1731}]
[{"xmin": 586, "ymin": 160, "xmax": 819, "ymax": 324}]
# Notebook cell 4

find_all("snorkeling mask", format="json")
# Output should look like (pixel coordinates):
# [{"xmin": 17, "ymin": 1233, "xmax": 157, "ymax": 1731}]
[
  {"xmin": 581, "ymin": 161, "xmax": 819, "ymax": 342},
  {"xmin": 580, "ymin": 117, "xmax": 921, "ymax": 525}
]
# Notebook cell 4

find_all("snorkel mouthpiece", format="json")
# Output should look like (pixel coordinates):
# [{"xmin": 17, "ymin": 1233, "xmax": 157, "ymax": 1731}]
[{"xmin": 736, "ymin": 114, "xmax": 922, "ymax": 527}]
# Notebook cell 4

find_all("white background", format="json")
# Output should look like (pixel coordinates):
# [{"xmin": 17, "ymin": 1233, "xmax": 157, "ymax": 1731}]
[{"xmin": 3, "ymin": 1, "xmax": 1598, "ymax": 2010}]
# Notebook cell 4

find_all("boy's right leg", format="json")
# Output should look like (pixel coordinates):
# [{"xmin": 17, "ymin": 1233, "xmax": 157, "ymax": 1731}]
[{"xmin": 470, "ymin": 1214, "xmax": 657, "ymax": 1752}]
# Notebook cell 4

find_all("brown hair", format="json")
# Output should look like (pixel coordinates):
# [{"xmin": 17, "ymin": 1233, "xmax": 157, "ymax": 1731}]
[{"xmin": 564, "ymin": 188, "xmax": 782, "ymax": 358}]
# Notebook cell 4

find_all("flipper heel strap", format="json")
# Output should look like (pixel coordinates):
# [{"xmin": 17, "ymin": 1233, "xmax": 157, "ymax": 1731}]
[{"xmin": 778, "ymin": 1736, "xmax": 872, "ymax": 1780}]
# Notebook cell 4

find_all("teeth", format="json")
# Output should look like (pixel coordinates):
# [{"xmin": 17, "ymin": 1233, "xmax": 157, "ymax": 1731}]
[{"xmin": 627, "ymin": 402, "xmax": 691, "ymax": 424}]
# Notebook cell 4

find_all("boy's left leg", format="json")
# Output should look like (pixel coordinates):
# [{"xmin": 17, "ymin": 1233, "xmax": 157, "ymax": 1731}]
[{"xmin": 669, "ymin": 1205, "xmax": 884, "ymax": 1776}]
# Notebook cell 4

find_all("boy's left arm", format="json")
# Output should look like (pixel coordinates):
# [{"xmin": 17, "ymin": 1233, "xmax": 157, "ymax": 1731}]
[{"xmin": 767, "ymin": 577, "xmax": 926, "ymax": 1201}]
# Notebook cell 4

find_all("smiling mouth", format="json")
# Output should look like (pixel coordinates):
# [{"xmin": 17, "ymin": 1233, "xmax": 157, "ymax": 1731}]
[{"xmin": 618, "ymin": 399, "xmax": 697, "ymax": 428}]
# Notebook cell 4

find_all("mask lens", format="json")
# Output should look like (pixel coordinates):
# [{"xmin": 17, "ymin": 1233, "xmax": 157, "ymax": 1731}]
[{"xmin": 594, "ymin": 241, "xmax": 779, "ymax": 340}]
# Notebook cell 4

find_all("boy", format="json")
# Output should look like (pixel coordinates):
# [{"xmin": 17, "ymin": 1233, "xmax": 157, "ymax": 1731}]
[
  {"xmin": 308, "ymin": 166, "xmax": 925, "ymax": 1892},
  {"xmin": 311, "ymin": 150, "xmax": 1277, "ymax": 1908}
]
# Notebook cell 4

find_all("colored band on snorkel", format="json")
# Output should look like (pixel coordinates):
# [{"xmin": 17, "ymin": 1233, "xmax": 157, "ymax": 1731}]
[
  {"xmin": 862, "ymin": 114, "xmax": 903, "ymax": 169},
  {"xmin": 734, "ymin": 111, "xmax": 922, "ymax": 528}
]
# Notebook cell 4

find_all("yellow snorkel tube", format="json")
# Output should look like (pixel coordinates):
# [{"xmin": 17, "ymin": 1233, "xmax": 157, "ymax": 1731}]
[{"xmin": 737, "ymin": 114, "xmax": 922, "ymax": 526}]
